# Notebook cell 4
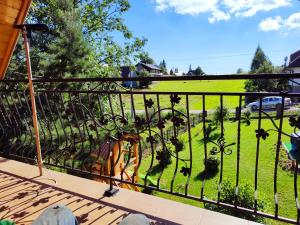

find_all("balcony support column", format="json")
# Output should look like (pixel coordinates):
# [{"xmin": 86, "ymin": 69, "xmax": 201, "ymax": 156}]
[{"xmin": 21, "ymin": 27, "xmax": 43, "ymax": 176}]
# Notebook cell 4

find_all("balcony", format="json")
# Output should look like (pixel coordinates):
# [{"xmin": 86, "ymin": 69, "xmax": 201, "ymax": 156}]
[
  {"xmin": 0, "ymin": 157, "xmax": 262, "ymax": 224},
  {"xmin": 0, "ymin": 75, "xmax": 300, "ymax": 224}
]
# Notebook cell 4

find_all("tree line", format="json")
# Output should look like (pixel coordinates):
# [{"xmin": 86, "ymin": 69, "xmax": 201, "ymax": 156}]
[
  {"xmin": 7, "ymin": 0, "xmax": 147, "ymax": 81},
  {"xmin": 244, "ymin": 46, "xmax": 289, "ymax": 103}
]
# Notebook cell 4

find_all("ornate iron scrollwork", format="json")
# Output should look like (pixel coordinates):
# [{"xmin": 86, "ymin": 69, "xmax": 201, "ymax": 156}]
[{"xmin": 210, "ymin": 136, "xmax": 235, "ymax": 156}]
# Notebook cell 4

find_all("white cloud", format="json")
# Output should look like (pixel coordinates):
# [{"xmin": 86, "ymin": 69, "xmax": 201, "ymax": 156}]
[
  {"xmin": 153, "ymin": 0, "xmax": 291, "ymax": 23},
  {"xmin": 259, "ymin": 16, "xmax": 283, "ymax": 31},
  {"xmin": 223, "ymin": 0, "xmax": 291, "ymax": 17},
  {"xmin": 258, "ymin": 13, "xmax": 300, "ymax": 32},
  {"xmin": 154, "ymin": 0, "xmax": 218, "ymax": 16},
  {"xmin": 285, "ymin": 12, "xmax": 300, "ymax": 29},
  {"xmin": 209, "ymin": 10, "xmax": 231, "ymax": 24}
]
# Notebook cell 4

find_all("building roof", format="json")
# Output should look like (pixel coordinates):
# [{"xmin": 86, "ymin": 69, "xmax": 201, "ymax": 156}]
[
  {"xmin": 121, "ymin": 66, "xmax": 131, "ymax": 78},
  {"xmin": 138, "ymin": 62, "xmax": 162, "ymax": 71},
  {"xmin": 0, "ymin": 0, "xmax": 32, "ymax": 79},
  {"xmin": 288, "ymin": 50, "xmax": 300, "ymax": 68}
]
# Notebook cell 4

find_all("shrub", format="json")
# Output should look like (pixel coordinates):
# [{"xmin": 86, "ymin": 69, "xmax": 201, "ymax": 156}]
[
  {"xmin": 205, "ymin": 123, "xmax": 214, "ymax": 139},
  {"xmin": 212, "ymin": 106, "xmax": 229, "ymax": 127},
  {"xmin": 163, "ymin": 112, "xmax": 173, "ymax": 121},
  {"xmin": 242, "ymin": 110, "xmax": 251, "ymax": 126},
  {"xmin": 205, "ymin": 180, "xmax": 265, "ymax": 223},
  {"xmin": 190, "ymin": 114, "xmax": 201, "ymax": 127},
  {"xmin": 163, "ymin": 109, "xmax": 185, "ymax": 121},
  {"xmin": 137, "ymin": 70, "xmax": 152, "ymax": 88},
  {"xmin": 204, "ymin": 156, "xmax": 220, "ymax": 174}
]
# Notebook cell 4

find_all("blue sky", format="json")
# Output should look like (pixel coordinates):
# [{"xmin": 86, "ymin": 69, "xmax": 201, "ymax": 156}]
[{"xmin": 123, "ymin": 0, "xmax": 300, "ymax": 74}]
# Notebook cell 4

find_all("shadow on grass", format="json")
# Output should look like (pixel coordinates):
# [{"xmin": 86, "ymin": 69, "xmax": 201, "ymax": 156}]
[
  {"xmin": 142, "ymin": 187, "xmax": 154, "ymax": 195},
  {"xmin": 194, "ymin": 169, "xmax": 219, "ymax": 181},
  {"xmin": 199, "ymin": 133, "xmax": 221, "ymax": 144},
  {"xmin": 148, "ymin": 162, "xmax": 172, "ymax": 176},
  {"xmin": 148, "ymin": 164, "xmax": 163, "ymax": 176}
]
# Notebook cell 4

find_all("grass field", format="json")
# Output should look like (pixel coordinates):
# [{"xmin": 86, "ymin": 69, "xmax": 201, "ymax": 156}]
[
  {"xmin": 125, "ymin": 80, "xmax": 245, "ymax": 110},
  {"xmin": 137, "ymin": 117, "xmax": 298, "ymax": 224}
]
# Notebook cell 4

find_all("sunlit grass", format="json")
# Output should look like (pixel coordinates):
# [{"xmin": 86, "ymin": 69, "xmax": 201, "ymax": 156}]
[
  {"xmin": 123, "ymin": 80, "xmax": 245, "ymax": 110},
  {"xmin": 138, "ymin": 117, "xmax": 299, "ymax": 224}
]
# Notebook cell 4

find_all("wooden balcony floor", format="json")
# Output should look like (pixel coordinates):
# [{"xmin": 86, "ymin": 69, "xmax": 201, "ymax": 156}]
[{"xmin": 0, "ymin": 157, "xmax": 260, "ymax": 225}]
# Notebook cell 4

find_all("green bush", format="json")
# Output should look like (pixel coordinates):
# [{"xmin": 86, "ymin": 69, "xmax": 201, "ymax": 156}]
[
  {"xmin": 205, "ymin": 180, "xmax": 265, "ymax": 223},
  {"xmin": 242, "ymin": 110, "xmax": 251, "ymax": 126},
  {"xmin": 205, "ymin": 123, "xmax": 215, "ymax": 139},
  {"xmin": 204, "ymin": 156, "xmax": 220, "ymax": 174},
  {"xmin": 137, "ymin": 70, "xmax": 152, "ymax": 88},
  {"xmin": 212, "ymin": 106, "xmax": 229, "ymax": 127},
  {"xmin": 163, "ymin": 112, "xmax": 173, "ymax": 121}
]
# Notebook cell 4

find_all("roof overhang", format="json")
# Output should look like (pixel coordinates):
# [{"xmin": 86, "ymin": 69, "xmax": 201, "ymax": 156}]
[{"xmin": 0, "ymin": 0, "xmax": 32, "ymax": 79}]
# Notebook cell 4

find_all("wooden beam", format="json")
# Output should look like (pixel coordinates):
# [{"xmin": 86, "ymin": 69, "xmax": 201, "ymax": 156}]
[
  {"xmin": 22, "ymin": 28, "xmax": 43, "ymax": 176},
  {"xmin": 0, "ymin": 34, "xmax": 11, "ymax": 43},
  {"xmin": 0, "ymin": 15, "xmax": 17, "ymax": 25},
  {"xmin": 0, "ymin": 25, "xmax": 14, "ymax": 35},
  {"xmin": 0, "ymin": 0, "xmax": 32, "ymax": 79},
  {"xmin": 0, "ymin": 50, "xmax": 5, "ymax": 58},
  {"xmin": 0, "ymin": 0, "xmax": 22, "ymax": 9},
  {"xmin": 0, "ymin": 3, "xmax": 19, "ymax": 18},
  {"xmin": 0, "ymin": 43, "xmax": 6, "ymax": 52}
]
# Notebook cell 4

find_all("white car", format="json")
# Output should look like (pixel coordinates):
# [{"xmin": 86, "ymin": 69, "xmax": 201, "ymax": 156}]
[{"xmin": 247, "ymin": 96, "xmax": 291, "ymax": 111}]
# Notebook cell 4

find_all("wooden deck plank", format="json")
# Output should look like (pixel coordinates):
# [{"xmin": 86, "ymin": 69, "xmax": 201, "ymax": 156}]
[{"xmin": 0, "ymin": 158, "xmax": 259, "ymax": 225}]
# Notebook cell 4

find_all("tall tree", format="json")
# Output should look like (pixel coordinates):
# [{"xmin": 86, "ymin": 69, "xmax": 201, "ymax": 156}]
[
  {"xmin": 250, "ymin": 45, "xmax": 270, "ymax": 73},
  {"xmin": 159, "ymin": 59, "xmax": 167, "ymax": 74},
  {"xmin": 139, "ymin": 52, "xmax": 155, "ymax": 64},
  {"xmin": 236, "ymin": 68, "xmax": 244, "ymax": 74},
  {"xmin": 6, "ymin": 0, "xmax": 147, "ymax": 79},
  {"xmin": 38, "ymin": 0, "xmax": 96, "ymax": 79},
  {"xmin": 80, "ymin": 0, "xmax": 147, "ymax": 67},
  {"xmin": 245, "ymin": 61, "xmax": 276, "ymax": 92},
  {"xmin": 194, "ymin": 66, "xmax": 205, "ymax": 76},
  {"xmin": 244, "ymin": 46, "xmax": 288, "ymax": 103}
]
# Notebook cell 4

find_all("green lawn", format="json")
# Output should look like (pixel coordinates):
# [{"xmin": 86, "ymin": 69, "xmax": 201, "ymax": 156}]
[
  {"xmin": 137, "ymin": 117, "xmax": 298, "ymax": 224},
  {"xmin": 125, "ymin": 80, "xmax": 245, "ymax": 110}
]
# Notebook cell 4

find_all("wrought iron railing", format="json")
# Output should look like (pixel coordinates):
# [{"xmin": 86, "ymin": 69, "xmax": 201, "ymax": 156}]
[{"xmin": 1, "ymin": 74, "xmax": 300, "ymax": 223}]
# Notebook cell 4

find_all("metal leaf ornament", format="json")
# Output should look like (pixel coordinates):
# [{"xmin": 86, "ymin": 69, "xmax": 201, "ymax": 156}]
[
  {"xmin": 145, "ymin": 98, "xmax": 154, "ymax": 108},
  {"xmin": 180, "ymin": 167, "xmax": 191, "ymax": 176},
  {"xmin": 135, "ymin": 116, "xmax": 146, "ymax": 128},
  {"xmin": 170, "ymin": 136, "xmax": 179, "ymax": 146},
  {"xmin": 255, "ymin": 129, "xmax": 269, "ymax": 140},
  {"xmin": 157, "ymin": 119, "xmax": 166, "ymax": 129},
  {"xmin": 170, "ymin": 94, "xmax": 181, "ymax": 105},
  {"xmin": 171, "ymin": 116, "xmax": 185, "ymax": 127},
  {"xmin": 146, "ymin": 135, "xmax": 156, "ymax": 144},
  {"xmin": 289, "ymin": 116, "xmax": 300, "ymax": 130}
]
